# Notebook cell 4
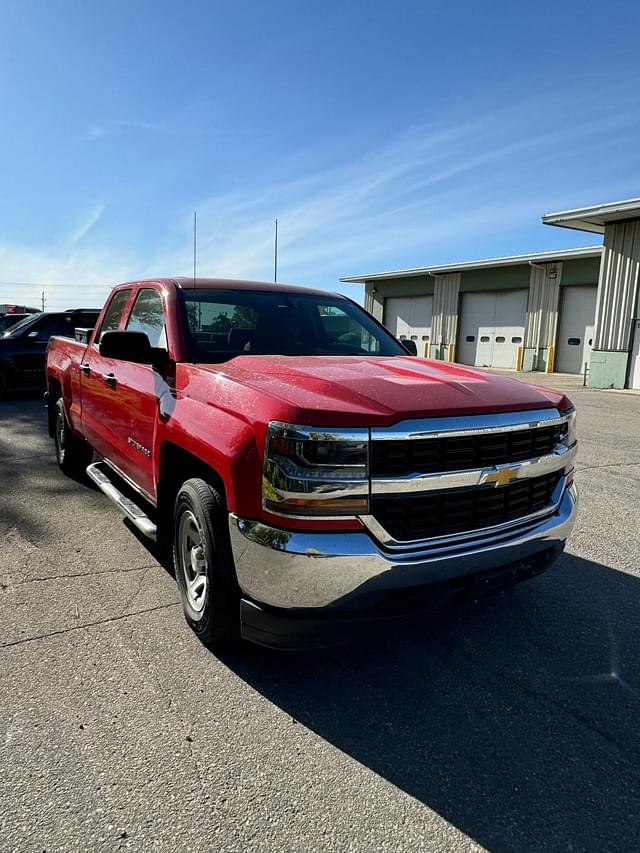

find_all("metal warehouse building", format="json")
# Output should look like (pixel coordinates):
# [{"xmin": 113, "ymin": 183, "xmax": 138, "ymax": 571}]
[{"xmin": 341, "ymin": 197, "xmax": 640, "ymax": 390}]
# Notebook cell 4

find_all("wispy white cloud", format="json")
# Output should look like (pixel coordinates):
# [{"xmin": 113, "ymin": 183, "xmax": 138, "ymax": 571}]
[
  {"xmin": 3, "ymin": 90, "xmax": 639, "ymax": 310},
  {"xmin": 85, "ymin": 118, "xmax": 164, "ymax": 140},
  {"xmin": 87, "ymin": 124, "xmax": 106, "ymax": 139},
  {"xmin": 70, "ymin": 203, "xmax": 105, "ymax": 243},
  {"xmin": 162, "ymin": 104, "xmax": 632, "ymax": 284},
  {"xmin": 0, "ymin": 243, "xmax": 138, "ymax": 311}
]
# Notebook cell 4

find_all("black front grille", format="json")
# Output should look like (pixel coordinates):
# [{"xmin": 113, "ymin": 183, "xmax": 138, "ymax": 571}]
[
  {"xmin": 371, "ymin": 424, "xmax": 564, "ymax": 477},
  {"xmin": 372, "ymin": 472, "xmax": 561, "ymax": 541}
]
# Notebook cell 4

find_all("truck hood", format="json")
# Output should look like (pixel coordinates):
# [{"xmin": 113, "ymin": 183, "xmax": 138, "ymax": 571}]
[{"xmin": 197, "ymin": 355, "xmax": 566, "ymax": 425}]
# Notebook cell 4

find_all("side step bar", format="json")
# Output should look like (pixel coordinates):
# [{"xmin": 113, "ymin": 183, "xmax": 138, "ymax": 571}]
[{"xmin": 86, "ymin": 462, "xmax": 157, "ymax": 541}]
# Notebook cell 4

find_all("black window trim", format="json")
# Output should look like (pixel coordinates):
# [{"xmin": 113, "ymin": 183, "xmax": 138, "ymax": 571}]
[{"xmin": 95, "ymin": 288, "xmax": 133, "ymax": 342}]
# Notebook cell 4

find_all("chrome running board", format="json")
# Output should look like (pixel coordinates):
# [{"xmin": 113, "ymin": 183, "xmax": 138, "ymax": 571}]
[{"xmin": 86, "ymin": 461, "xmax": 157, "ymax": 541}]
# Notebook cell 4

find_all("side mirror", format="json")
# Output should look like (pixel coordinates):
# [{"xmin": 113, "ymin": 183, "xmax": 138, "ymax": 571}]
[
  {"xmin": 27, "ymin": 331, "xmax": 39, "ymax": 340},
  {"xmin": 100, "ymin": 330, "xmax": 154, "ymax": 364},
  {"xmin": 400, "ymin": 339, "xmax": 418, "ymax": 356}
]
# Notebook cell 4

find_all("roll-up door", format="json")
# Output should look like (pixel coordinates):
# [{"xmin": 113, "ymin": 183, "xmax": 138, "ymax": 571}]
[
  {"xmin": 384, "ymin": 295, "xmax": 432, "ymax": 355},
  {"xmin": 555, "ymin": 285, "xmax": 597, "ymax": 375},
  {"xmin": 457, "ymin": 290, "xmax": 528, "ymax": 368}
]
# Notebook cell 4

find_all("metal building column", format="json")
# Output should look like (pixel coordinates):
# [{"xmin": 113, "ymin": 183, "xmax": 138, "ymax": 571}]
[
  {"xmin": 364, "ymin": 281, "xmax": 384, "ymax": 322},
  {"xmin": 523, "ymin": 262, "xmax": 561, "ymax": 371},
  {"xmin": 430, "ymin": 272, "xmax": 461, "ymax": 361},
  {"xmin": 588, "ymin": 220, "xmax": 640, "ymax": 389}
]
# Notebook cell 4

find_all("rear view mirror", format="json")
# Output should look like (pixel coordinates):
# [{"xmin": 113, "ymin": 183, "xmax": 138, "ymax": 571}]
[
  {"xmin": 401, "ymin": 339, "xmax": 418, "ymax": 356},
  {"xmin": 100, "ymin": 330, "xmax": 153, "ymax": 364}
]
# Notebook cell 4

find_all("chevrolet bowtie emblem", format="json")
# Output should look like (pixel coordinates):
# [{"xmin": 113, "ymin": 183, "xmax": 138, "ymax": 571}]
[{"xmin": 482, "ymin": 464, "xmax": 522, "ymax": 487}]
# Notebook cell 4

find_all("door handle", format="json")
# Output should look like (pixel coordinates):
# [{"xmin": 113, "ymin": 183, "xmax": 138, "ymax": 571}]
[
  {"xmin": 79, "ymin": 363, "xmax": 90, "ymax": 375},
  {"xmin": 101, "ymin": 372, "xmax": 117, "ymax": 388}
]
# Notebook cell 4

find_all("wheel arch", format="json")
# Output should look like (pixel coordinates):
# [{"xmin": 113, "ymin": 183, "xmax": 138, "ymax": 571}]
[
  {"xmin": 157, "ymin": 441, "xmax": 228, "ymax": 523},
  {"xmin": 47, "ymin": 377, "xmax": 63, "ymax": 436}
]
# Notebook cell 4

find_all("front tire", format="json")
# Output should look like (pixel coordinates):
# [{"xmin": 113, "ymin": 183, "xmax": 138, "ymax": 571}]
[
  {"xmin": 173, "ymin": 478, "xmax": 240, "ymax": 648},
  {"xmin": 54, "ymin": 398, "xmax": 92, "ymax": 476}
]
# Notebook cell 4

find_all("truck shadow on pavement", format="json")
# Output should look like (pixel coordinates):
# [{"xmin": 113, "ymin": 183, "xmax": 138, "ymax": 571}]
[{"xmin": 221, "ymin": 553, "xmax": 640, "ymax": 852}]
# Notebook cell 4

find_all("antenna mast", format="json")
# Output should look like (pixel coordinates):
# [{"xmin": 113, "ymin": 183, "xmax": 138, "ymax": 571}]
[
  {"xmin": 274, "ymin": 218, "xmax": 278, "ymax": 282},
  {"xmin": 193, "ymin": 211, "xmax": 197, "ymax": 288}
]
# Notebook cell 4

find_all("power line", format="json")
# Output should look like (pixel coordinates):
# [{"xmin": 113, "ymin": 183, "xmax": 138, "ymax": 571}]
[{"xmin": 0, "ymin": 281, "xmax": 111, "ymax": 288}]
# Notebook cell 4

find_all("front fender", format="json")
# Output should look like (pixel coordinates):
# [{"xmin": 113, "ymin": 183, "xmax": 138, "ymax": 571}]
[{"xmin": 156, "ymin": 396, "xmax": 261, "ymax": 516}]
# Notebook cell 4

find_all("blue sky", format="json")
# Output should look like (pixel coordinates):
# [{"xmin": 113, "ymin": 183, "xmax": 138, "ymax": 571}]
[{"xmin": 1, "ymin": 0, "xmax": 640, "ymax": 310}]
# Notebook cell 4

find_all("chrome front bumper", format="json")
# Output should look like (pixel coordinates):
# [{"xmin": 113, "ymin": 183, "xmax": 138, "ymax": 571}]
[{"xmin": 229, "ymin": 482, "xmax": 578, "ymax": 611}]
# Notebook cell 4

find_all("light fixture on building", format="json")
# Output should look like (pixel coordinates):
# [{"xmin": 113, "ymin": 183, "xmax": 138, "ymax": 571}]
[{"xmin": 547, "ymin": 268, "xmax": 558, "ymax": 279}]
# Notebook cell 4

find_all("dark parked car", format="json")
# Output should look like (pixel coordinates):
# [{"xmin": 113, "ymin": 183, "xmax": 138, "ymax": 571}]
[
  {"xmin": 0, "ymin": 313, "xmax": 35, "ymax": 334},
  {"xmin": 0, "ymin": 309, "xmax": 100, "ymax": 396}
]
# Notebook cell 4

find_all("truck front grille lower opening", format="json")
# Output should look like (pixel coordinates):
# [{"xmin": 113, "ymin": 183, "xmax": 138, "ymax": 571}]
[{"xmin": 371, "ymin": 471, "xmax": 561, "ymax": 542}]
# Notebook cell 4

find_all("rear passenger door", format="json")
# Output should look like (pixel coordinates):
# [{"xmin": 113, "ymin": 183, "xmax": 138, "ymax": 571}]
[
  {"xmin": 116, "ymin": 287, "xmax": 170, "ymax": 500},
  {"xmin": 80, "ymin": 289, "xmax": 135, "ymax": 473}
]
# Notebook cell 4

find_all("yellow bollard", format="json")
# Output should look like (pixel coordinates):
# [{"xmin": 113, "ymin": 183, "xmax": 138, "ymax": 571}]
[{"xmin": 546, "ymin": 346, "xmax": 555, "ymax": 373}]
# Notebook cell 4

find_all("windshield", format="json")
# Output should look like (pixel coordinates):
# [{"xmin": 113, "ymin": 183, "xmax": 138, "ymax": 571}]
[
  {"xmin": 180, "ymin": 289, "xmax": 405, "ymax": 362},
  {"xmin": 1, "ymin": 312, "xmax": 43, "ymax": 339},
  {"xmin": 0, "ymin": 315, "xmax": 28, "ymax": 333}
]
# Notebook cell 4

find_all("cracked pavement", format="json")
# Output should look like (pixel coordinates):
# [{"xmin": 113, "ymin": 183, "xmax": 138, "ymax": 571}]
[{"xmin": 1, "ymin": 378, "xmax": 640, "ymax": 853}]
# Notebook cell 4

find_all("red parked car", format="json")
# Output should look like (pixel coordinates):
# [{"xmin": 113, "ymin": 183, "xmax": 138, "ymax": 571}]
[{"xmin": 45, "ymin": 278, "xmax": 578, "ymax": 649}]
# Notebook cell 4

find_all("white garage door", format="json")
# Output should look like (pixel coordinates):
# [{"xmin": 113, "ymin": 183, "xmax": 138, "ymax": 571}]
[
  {"xmin": 384, "ymin": 295, "xmax": 432, "ymax": 356},
  {"xmin": 457, "ymin": 290, "xmax": 528, "ymax": 368},
  {"xmin": 555, "ymin": 285, "xmax": 597, "ymax": 375}
]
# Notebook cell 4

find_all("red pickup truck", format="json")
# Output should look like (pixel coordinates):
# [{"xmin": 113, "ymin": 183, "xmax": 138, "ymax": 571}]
[{"xmin": 46, "ymin": 278, "xmax": 578, "ymax": 648}]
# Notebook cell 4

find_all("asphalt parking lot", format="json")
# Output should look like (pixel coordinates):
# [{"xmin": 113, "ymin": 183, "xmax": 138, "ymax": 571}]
[{"xmin": 1, "ymin": 376, "xmax": 640, "ymax": 853}]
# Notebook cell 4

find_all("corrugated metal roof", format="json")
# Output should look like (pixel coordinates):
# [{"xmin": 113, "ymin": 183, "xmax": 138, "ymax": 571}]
[
  {"xmin": 542, "ymin": 198, "xmax": 640, "ymax": 234},
  {"xmin": 339, "ymin": 246, "xmax": 602, "ymax": 283}
]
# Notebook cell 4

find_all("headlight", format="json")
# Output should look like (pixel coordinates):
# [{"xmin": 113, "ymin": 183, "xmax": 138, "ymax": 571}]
[
  {"xmin": 559, "ymin": 407, "xmax": 577, "ymax": 449},
  {"xmin": 263, "ymin": 422, "xmax": 369, "ymax": 517}
]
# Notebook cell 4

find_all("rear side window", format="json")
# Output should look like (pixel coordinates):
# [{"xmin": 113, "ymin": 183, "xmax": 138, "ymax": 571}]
[
  {"xmin": 32, "ymin": 316, "xmax": 65, "ymax": 341},
  {"xmin": 126, "ymin": 289, "xmax": 167, "ymax": 349},
  {"xmin": 99, "ymin": 290, "xmax": 131, "ymax": 339}
]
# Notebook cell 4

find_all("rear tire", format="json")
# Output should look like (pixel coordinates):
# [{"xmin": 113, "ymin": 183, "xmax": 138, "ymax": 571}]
[
  {"xmin": 54, "ymin": 398, "xmax": 92, "ymax": 476},
  {"xmin": 173, "ymin": 478, "xmax": 240, "ymax": 648}
]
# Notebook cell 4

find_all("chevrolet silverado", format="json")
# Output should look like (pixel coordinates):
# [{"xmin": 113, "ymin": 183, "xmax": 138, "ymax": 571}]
[{"xmin": 45, "ymin": 278, "xmax": 577, "ymax": 648}]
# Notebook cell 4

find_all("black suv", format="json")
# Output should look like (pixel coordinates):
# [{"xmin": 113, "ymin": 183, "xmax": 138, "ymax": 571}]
[
  {"xmin": 0, "ymin": 313, "xmax": 36, "ymax": 334},
  {"xmin": 0, "ymin": 309, "xmax": 100, "ymax": 396}
]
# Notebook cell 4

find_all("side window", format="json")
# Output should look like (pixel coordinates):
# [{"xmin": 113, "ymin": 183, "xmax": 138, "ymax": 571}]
[
  {"xmin": 317, "ymin": 304, "xmax": 380, "ymax": 353},
  {"xmin": 98, "ymin": 290, "xmax": 132, "ymax": 339},
  {"xmin": 32, "ymin": 316, "xmax": 65, "ymax": 342},
  {"xmin": 126, "ymin": 289, "xmax": 167, "ymax": 349},
  {"xmin": 185, "ymin": 301, "xmax": 257, "ymax": 350}
]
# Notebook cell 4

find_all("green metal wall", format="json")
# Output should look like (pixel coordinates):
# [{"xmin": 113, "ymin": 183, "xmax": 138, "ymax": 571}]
[
  {"xmin": 372, "ymin": 276, "xmax": 434, "ymax": 299},
  {"xmin": 460, "ymin": 264, "xmax": 531, "ymax": 292},
  {"xmin": 559, "ymin": 256, "xmax": 600, "ymax": 286}
]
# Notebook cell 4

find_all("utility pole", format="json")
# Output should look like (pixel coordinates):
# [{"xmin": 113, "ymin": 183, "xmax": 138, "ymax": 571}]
[
  {"xmin": 274, "ymin": 218, "xmax": 278, "ymax": 283},
  {"xmin": 41, "ymin": 291, "xmax": 46, "ymax": 312}
]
